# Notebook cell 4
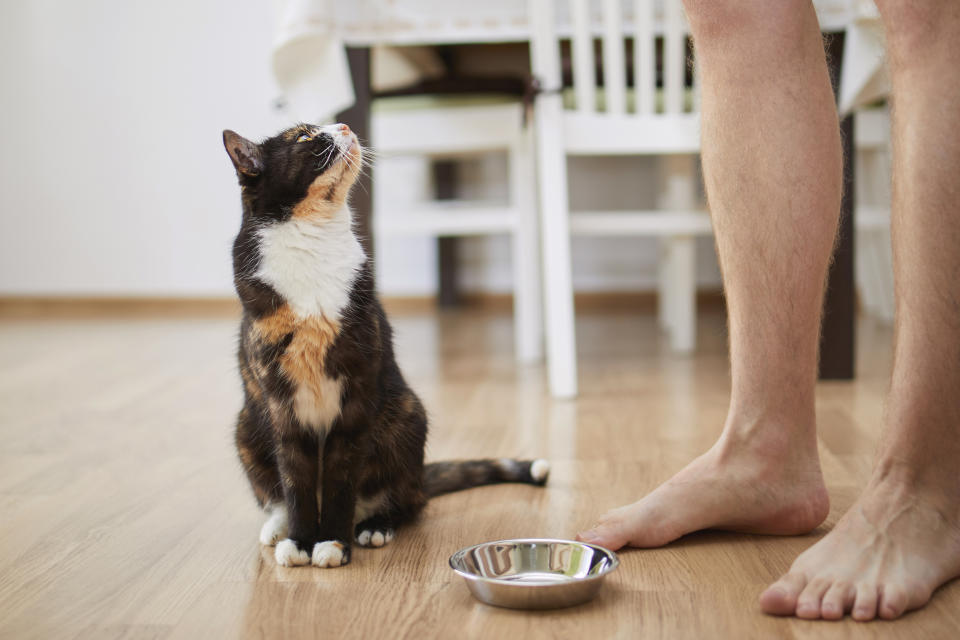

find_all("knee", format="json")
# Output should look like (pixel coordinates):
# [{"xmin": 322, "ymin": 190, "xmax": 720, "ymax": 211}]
[
  {"xmin": 682, "ymin": 0, "xmax": 810, "ymax": 42},
  {"xmin": 874, "ymin": 0, "xmax": 960, "ymax": 57}
]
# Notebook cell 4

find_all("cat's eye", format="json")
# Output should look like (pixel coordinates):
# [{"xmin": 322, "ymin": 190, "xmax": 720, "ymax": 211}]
[{"xmin": 296, "ymin": 133, "xmax": 312, "ymax": 142}]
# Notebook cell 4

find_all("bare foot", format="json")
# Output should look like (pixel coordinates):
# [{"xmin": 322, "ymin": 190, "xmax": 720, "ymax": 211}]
[
  {"xmin": 760, "ymin": 463, "xmax": 960, "ymax": 621},
  {"xmin": 576, "ymin": 428, "xmax": 830, "ymax": 549}
]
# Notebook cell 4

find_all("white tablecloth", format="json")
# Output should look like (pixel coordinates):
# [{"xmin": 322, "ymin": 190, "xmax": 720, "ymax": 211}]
[{"xmin": 272, "ymin": 0, "xmax": 888, "ymax": 122}]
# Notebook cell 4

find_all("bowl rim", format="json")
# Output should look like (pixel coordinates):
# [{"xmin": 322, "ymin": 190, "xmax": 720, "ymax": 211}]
[{"xmin": 448, "ymin": 537, "xmax": 620, "ymax": 587}]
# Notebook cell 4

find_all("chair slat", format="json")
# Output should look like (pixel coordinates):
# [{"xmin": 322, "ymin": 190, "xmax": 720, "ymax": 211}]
[
  {"xmin": 633, "ymin": 0, "xmax": 654, "ymax": 115},
  {"xmin": 570, "ymin": 0, "xmax": 595, "ymax": 114},
  {"xmin": 530, "ymin": 0, "xmax": 563, "ymax": 92},
  {"xmin": 663, "ymin": 0, "xmax": 685, "ymax": 114},
  {"xmin": 601, "ymin": 0, "xmax": 627, "ymax": 115}
]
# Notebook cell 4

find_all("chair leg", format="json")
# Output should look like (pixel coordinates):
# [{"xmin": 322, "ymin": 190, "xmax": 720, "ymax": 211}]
[
  {"xmin": 659, "ymin": 155, "xmax": 699, "ymax": 353},
  {"xmin": 657, "ymin": 239, "xmax": 675, "ymax": 330},
  {"xmin": 855, "ymin": 223, "xmax": 877, "ymax": 316},
  {"xmin": 534, "ymin": 95, "xmax": 577, "ymax": 397},
  {"xmin": 510, "ymin": 129, "xmax": 544, "ymax": 363},
  {"xmin": 854, "ymin": 147, "xmax": 880, "ymax": 318},
  {"xmin": 874, "ymin": 226, "xmax": 896, "ymax": 323},
  {"xmin": 665, "ymin": 235, "xmax": 696, "ymax": 353},
  {"xmin": 655, "ymin": 162, "xmax": 673, "ymax": 331},
  {"xmin": 857, "ymin": 145, "xmax": 895, "ymax": 324}
]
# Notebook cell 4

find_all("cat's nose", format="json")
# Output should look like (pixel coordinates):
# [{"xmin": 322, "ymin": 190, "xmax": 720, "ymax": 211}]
[{"xmin": 338, "ymin": 124, "xmax": 351, "ymax": 136}]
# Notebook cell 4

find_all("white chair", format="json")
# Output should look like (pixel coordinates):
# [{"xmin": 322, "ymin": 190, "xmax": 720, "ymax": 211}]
[
  {"xmin": 371, "ymin": 95, "xmax": 543, "ymax": 362},
  {"xmin": 529, "ymin": 0, "xmax": 713, "ymax": 397}
]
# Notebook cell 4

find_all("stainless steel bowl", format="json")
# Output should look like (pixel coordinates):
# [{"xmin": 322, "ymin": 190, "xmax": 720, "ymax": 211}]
[{"xmin": 449, "ymin": 538, "xmax": 620, "ymax": 609}]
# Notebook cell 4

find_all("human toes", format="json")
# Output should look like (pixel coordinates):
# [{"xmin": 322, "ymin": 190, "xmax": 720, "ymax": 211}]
[
  {"xmin": 851, "ymin": 583, "xmax": 879, "ymax": 621},
  {"xmin": 577, "ymin": 510, "xmax": 632, "ymax": 550},
  {"xmin": 795, "ymin": 577, "xmax": 833, "ymax": 619},
  {"xmin": 878, "ymin": 583, "xmax": 913, "ymax": 620},
  {"xmin": 820, "ymin": 580, "xmax": 855, "ymax": 620},
  {"xmin": 760, "ymin": 571, "xmax": 807, "ymax": 616}
]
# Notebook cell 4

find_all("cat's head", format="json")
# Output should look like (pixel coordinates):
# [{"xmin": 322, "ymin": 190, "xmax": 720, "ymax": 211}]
[{"xmin": 222, "ymin": 123, "xmax": 363, "ymax": 221}]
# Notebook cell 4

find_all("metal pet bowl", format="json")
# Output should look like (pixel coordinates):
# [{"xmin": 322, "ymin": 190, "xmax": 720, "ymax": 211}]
[{"xmin": 449, "ymin": 538, "xmax": 619, "ymax": 609}]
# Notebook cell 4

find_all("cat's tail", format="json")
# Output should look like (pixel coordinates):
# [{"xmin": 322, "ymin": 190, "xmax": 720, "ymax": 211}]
[{"xmin": 423, "ymin": 458, "xmax": 550, "ymax": 499}]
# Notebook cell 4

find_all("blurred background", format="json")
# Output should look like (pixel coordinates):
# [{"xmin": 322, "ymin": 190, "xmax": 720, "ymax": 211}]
[
  {"xmin": 0, "ymin": 0, "xmax": 728, "ymax": 304},
  {"xmin": 0, "ymin": 1, "xmax": 892, "ymax": 366},
  {"xmin": 0, "ymin": 0, "xmax": 727, "ymax": 302}
]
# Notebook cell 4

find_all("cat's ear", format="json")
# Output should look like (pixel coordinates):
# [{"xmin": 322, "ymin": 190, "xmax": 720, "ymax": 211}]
[{"xmin": 223, "ymin": 130, "xmax": 263, "ymax": 178}]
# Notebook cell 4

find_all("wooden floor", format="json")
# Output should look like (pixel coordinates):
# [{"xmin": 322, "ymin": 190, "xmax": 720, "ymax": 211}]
[{"xmin": 1, "ymin": 305, "xmax": 958, "ymax": 639}]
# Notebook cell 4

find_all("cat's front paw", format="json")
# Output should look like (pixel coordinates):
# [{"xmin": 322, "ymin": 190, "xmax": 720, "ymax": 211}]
[
  {"xmin": 259, "ymin": 507, "xmax": 288, "ymax": 547},
  {"xmin": 275, "ymin": 538, "xmax": 311, "ymax": 566},
  {"xmin": 311, "ymin": 540, "xmax": 350, "ymax": 568}
]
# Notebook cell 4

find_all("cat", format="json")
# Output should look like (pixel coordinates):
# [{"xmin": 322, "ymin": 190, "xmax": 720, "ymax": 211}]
[{"xmin": 223, "ymin": 122, "xmax": 550, "ymax": 568}]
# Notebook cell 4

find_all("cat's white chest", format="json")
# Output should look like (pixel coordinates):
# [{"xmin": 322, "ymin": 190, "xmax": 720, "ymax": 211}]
[{"xmin": 255, "ymin": 208, "xmax": 366, "ymax": 321}]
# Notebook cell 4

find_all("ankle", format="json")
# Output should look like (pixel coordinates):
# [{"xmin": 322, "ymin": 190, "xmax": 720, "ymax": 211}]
[
  {"xmin": 720, "ymin": 409, "xmax": 818, "ymax": 459},
  {"xmin": 865, "ymin": 460, "xmax": 960, "ymax": 534},
  {"xmin": 872, "ymin": 455, "xmax": 960, "ymax": 507}
]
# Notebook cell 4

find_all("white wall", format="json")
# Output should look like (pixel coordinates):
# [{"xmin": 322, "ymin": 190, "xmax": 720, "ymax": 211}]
[
  {"xmin": 0, "ymin": 0, "xmax": 286, "ymax": 296},
  {"xmin": 0, "ymin": 1, "xmax": 720, "ymax": 298}
]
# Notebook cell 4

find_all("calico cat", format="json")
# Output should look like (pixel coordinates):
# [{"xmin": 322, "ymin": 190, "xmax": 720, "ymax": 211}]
[{"xmin": 223, "ymin": 122, "xmax": 549, "ymax": 568}]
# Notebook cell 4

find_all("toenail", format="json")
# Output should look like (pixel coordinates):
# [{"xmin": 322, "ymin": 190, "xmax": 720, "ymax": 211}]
[{"xmin": 577, "ymin": 530, "xmax": 600, "ymax": 543}]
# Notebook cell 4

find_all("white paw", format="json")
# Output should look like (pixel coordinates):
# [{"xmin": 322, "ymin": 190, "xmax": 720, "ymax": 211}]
[
  {"xmin": 530, "ymin": 458, "xmax": 550, "ymax": 483},
  {"xmin": 312, "ymin": 540, "xmax": 347, "ymax": 568},
  {"xmin": 356, "ymin": 529, "xmax": 394, "ymax": 548},
  {"xmin": 259, "ymin": 507, "xmax": 288, "ymax": 546},
  {"xmin": 275, "ymin": 538, "xmax": 310, "ymax": 567}
]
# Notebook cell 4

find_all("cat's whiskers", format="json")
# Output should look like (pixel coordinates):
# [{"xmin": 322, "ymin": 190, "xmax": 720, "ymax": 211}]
[
  {"xmin": 314, "ymin": 144, "xmax": 338, "ymax": 172},
  {"xmin": 354, "ymin": 146, "xmax": 378, "ymax": 170},
  {"xmin": 335, "ymin": 152, "xmax": 372, "ymax": 197}
]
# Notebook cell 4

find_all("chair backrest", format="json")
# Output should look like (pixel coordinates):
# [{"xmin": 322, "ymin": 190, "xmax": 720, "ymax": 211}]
[{"xmin": 529, "ymin": 0, "xmax": 697, "ymax": 117}]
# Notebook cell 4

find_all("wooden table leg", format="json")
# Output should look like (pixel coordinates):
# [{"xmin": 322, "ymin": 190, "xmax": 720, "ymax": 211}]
[
  {"xmin": 337, "ymin": 47, "xmax": 375, "ymax": 263},
  {"xmin": 820, "ymin": 31, "xmax": 856, "ymax": 379}
]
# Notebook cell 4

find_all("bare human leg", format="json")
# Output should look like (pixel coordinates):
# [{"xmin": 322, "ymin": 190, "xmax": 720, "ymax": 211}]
[
  {"xmin": 577, "ymin": 0, "xmax": 839, "ymax": 550},
  {"xmin": 760, "ymin": 0, "xmax": 960, "ymax": 621}
]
